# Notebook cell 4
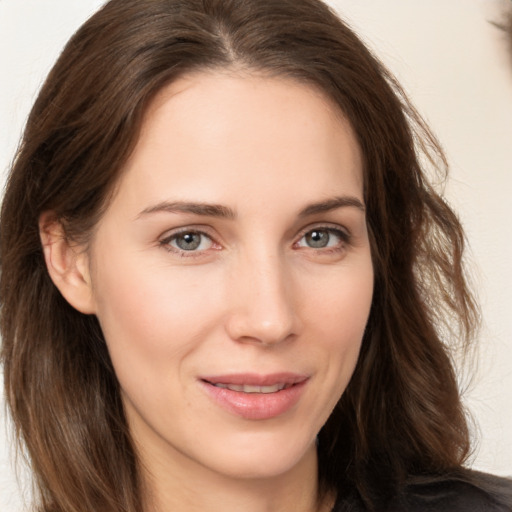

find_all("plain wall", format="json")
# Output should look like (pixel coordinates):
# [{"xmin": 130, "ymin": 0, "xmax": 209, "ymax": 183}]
[{"xmin": 1, "ymin": 0, "xmax": 511, "ymax": 509}]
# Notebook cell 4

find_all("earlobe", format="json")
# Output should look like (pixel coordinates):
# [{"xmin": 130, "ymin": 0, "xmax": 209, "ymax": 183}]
[{"xmin": 39, "ymin": 212, "xmax": 96, "ymax": 315}]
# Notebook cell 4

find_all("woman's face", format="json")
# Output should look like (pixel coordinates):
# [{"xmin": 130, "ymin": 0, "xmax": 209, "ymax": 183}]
[{"xmin": 86, "ymin": 72, "xmax": 373, "ymax": 481}]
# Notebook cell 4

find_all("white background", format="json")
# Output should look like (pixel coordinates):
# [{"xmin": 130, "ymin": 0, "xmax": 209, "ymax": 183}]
[{"xmin": 1, "ymin": 0, "xmax": 511, "ymax": 509}]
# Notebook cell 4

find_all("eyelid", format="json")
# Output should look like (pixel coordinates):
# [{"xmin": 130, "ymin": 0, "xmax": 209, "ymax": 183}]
[
  {"xmin": 157, "ymin": 222, "xmax": 352, "ymax": 257},
  {"xmin": 159, "ymin": 226, "xmax": 221, "ymax": 257},
  {"xmin": 296, "ymin": 223, "xmax": 351, "ymax": 241},
  {"xmin": 293, "ymin": 223, "xmax": 352, "ymax": 253},
  {"xmin": 158, "ymin": 223, "xmax": 219, "ymax": 241}
]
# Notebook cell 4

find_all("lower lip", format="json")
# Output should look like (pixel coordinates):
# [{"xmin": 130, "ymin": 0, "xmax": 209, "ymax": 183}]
[{"xmin": 200, "ymin": 380, "xmax": 308, "ymax": 420}]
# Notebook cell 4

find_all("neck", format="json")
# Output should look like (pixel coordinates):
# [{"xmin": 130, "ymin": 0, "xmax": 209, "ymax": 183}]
[{"xmin": 138, "ymin": 439, "xmax": 333, "ymax": 512}]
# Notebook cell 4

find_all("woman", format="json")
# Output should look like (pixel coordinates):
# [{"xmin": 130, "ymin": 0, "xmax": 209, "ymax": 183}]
[{"xmin": 1, "ymin": 0, "xmax": 510, "ymax": 511}]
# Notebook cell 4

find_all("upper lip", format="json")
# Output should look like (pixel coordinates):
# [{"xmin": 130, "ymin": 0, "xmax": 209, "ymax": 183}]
[{"xmin": 200, "ymin": 373, "xmax": 309, "ymax": 386}]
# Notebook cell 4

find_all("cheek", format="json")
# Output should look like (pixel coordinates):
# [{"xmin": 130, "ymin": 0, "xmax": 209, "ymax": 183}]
[
  {"xmin": 307, "ymin": 259, "xmax": 373, "ymax": 378},
  {"xmin": 305, "ymin": 258, "xmax": 373, "ymax": 337},
  {"xmin": 91, "ymin": 255, "xmax": 225, "ymax": 378}
]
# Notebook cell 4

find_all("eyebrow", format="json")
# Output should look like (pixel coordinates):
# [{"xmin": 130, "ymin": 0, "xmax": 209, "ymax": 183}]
[
  {"xmin": 298, "ymin": 196, "xmax": 365, "ymax": 217},
  {"xmin": 137, "ymin": 201, "xmax": 236, "ymax": 220},
  {"xmin": 136, "ymin": 195, "xmax": 364, "ymax": 220}
]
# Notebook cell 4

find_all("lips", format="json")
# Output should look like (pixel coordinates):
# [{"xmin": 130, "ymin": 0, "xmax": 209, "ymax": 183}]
[
  {"xmin": 199, "ymin": 373, "xmax": 309, "ymax": 420},
  {"xmin": 210, "ymin": 382, "xmax": 290, "ymax": 393}
]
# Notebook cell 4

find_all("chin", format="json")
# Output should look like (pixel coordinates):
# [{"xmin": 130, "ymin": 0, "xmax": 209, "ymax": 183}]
[{"xmin": 199, "ymin": 430, "xmax": 318, "ymax": 481}]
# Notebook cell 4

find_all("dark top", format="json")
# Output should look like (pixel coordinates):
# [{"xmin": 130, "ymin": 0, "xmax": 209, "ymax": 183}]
[{"xmin": 332, "ymin": 472, "xmax": 512, "ymax": 511}]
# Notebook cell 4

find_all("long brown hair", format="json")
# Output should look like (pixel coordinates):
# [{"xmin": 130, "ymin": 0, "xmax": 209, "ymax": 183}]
[{"xmin": 1, "ymin": 1, "xmax": 478, "ymax": 510}]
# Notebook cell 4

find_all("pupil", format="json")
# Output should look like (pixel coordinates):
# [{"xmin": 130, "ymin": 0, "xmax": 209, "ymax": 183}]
[
  {"xmin": 177, "ymin": 233, "xmax": 201, "ymax": 250},
  {"xmin": 306, "ymin": 230, "xmax": 329, "ymax": 248}
]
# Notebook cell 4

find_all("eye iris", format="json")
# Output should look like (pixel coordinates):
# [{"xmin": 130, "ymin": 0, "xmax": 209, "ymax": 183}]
[
  {"xmin": 175, "ymin": 232, "xmax": 202, "ymax": 251},
  {"xmin": 306, "ymin": 230, "xmax": 329, "ymax": 248}
]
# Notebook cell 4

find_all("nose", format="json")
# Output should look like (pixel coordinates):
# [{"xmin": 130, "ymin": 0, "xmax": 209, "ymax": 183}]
[{"xmin": 224, "ymin": 252, "xmax": 299, "ymax": 346}]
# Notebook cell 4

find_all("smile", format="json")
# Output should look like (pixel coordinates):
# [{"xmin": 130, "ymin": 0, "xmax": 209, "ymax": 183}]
[
  {"xmin": 209, "ymin": 383, "xmax": 291, "ymax": 393},
  {"xmin": 200, "ymin": 373, "xmax": 309, "ymax": 420}
]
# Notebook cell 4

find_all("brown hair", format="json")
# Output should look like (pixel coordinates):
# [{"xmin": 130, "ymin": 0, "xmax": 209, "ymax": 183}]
[
  {"xmin": 1, "ymin": 0, "xmax": 478, "ymax": 510},
  {"xmin": 504, "ymin": 4, "xmax": 512, "ymax": 61}
]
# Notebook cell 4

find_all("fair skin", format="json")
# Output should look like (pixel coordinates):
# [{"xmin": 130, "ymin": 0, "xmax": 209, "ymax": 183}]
[{"xmin": 41, "ymin": 72, "xmax": 374, "ymax": 512}]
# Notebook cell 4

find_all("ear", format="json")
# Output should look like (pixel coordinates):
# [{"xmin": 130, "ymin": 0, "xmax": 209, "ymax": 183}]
[{"xmin": 39, "ymin": 212, "xmax": 96, "ymax": 314}]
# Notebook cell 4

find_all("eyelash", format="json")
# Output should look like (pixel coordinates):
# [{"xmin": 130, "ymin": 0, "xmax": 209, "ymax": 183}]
[
  {"xmin": 295, "ymin": 225, "xmax": 351, "ymax": 254},
  {"xmin": 159, "ymin": 225, "xmax": 351, "ymax": 258},
  {"xmin": 159, "ymin": 228, "xmax": 218, "ymax": 258}
]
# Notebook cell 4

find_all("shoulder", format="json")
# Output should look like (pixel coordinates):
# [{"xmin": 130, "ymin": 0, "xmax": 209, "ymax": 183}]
[
  {"xmin": 395, "ymin": 471, "xmax": 512, "ymax": 512},
  {"xmin": 331, "ymin": 471, "xmax": 512, "ymax": 511}
]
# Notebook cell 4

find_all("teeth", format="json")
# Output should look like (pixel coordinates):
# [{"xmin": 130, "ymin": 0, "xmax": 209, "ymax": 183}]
[{"xmin": 213, "ymin": 383, "xmax": 287, "ymax": 393}]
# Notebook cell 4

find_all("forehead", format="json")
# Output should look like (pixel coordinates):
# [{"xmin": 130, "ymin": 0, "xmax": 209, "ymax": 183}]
[{"xmin": 113, "ymin": 71, "xmax": 363, "ymax": 212}]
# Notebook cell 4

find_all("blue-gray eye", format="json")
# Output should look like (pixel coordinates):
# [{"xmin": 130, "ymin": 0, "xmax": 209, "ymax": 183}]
[
  {"xmin": 298, "ymin": 228, "xmax": 346, "ymax": 249},
  {"xmin": 305, "ymin": 230, "xmax": 329, "ymax": 248},
  {"xmin": 168, "ymin": 232, "xmax": 212, "ymax": 251}
]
